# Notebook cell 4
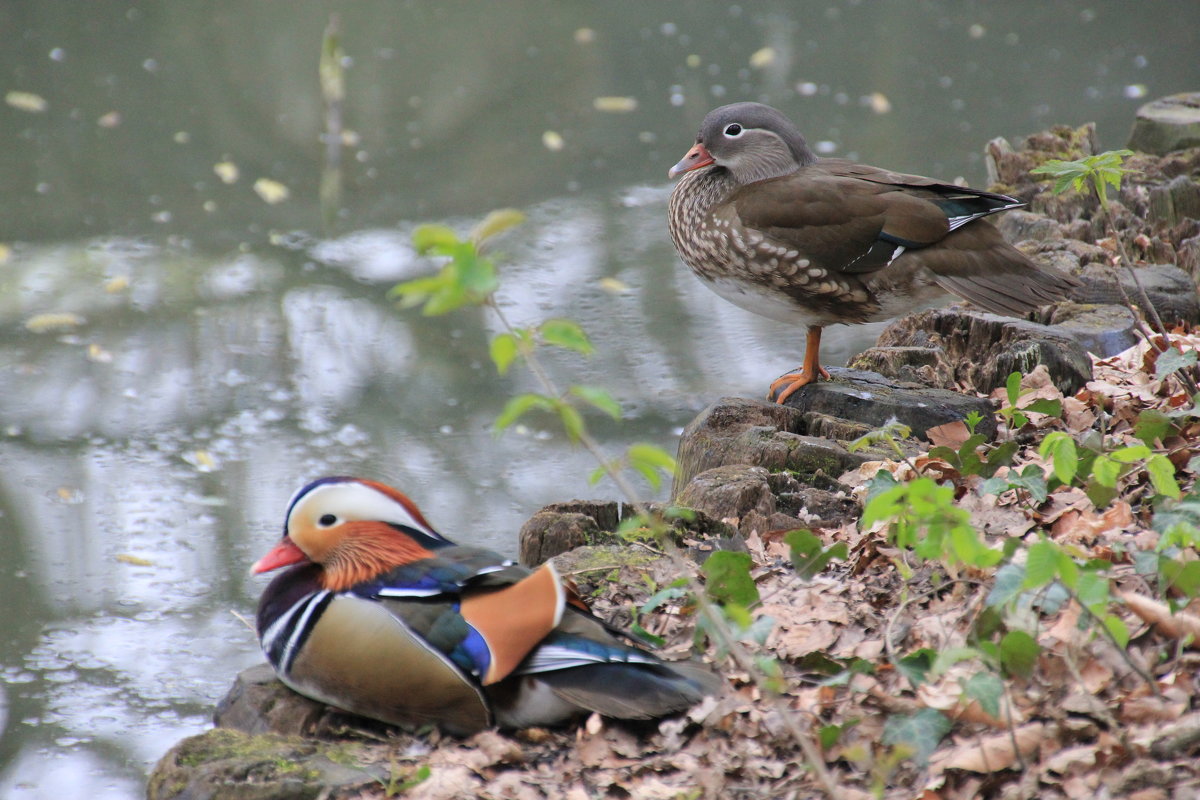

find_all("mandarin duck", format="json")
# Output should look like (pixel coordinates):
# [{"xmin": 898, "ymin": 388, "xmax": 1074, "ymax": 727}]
[
  {"xmin": 667, "ymin": 102, "xmax": 1080, "ymax": 403},
  {"xmin": 252, "ymin": 477, "xmax": 718, "ymax": 734}
]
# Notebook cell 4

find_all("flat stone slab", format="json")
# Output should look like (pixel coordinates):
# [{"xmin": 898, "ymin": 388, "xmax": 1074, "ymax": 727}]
[{"xmin": 777, "ymin": 367, "xmax": 998, "ymax": 441}]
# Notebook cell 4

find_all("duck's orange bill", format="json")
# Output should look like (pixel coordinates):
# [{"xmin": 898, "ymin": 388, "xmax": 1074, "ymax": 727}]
[
  {"xmin": 251, "ymin": 538, "xmax": 309, "ymax": 574},
  {"xmin": 668, "ymin": 143, "xmax": 714, "ymax": 178}
]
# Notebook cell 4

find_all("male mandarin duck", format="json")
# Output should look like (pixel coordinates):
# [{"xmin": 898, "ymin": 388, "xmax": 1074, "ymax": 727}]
[
  {"xmin": 252, "ymin": 476, "xmax": 718, "ymax": 734},
  {"xmin": 667, "ymin": 102, "xmax": 1080, "ymax": 403}
]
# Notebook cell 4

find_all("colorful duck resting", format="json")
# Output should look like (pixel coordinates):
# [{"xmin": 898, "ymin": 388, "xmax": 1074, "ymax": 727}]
[{"xmin": 252, "ymin": 477, "xmax": 718, "ymax": 734}]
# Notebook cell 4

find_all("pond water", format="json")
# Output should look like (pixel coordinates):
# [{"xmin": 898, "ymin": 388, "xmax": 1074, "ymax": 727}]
[{"xmin": 1, "ymin": 2, "xmax": 1196, "ymax": 796}]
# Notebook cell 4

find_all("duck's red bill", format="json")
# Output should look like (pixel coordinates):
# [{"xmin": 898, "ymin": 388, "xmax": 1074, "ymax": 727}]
[{"xmin": 251, "ymin": 538, "xmax": 309, "ymax": 574}]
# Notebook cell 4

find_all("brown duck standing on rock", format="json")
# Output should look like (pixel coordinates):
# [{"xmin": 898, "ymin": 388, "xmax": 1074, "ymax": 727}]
[{"xmin": 667, "ymin": 102, "xmax": 1080, "ymax": 403}]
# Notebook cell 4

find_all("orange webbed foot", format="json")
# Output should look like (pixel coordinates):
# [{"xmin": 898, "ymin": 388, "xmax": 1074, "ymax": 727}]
[{"xmin": 769, "ymin": 365, "xmax": 830, "ymax": 404}]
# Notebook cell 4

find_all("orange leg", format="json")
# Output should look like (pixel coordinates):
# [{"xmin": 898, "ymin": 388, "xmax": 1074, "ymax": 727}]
[{"xmin": 769, "ymin": 326, "xmax": 830, "ymax": 404}]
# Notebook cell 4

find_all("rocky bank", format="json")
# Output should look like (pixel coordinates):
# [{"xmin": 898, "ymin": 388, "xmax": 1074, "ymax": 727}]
[{"xmin": 149, "ymin": 96, "xmax": 1200, "ymax": 800}]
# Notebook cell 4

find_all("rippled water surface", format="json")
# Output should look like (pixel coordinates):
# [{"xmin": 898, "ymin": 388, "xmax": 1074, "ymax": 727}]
[{"xmin": 1, "ymin": 2, "xmax": 1197, "ymax": 796}]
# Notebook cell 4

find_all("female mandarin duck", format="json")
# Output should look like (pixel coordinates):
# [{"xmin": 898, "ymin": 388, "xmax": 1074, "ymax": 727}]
[
  {"xmin": 667, "ymin": 102, "xmax": 1080, "ymax": 403},
  {"xmin": 252, "ymin": 477, "xmax": 718, "ymax": 734}
]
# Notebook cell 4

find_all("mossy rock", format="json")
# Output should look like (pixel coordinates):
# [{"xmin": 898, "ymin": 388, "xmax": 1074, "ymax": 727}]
[{"xmin": 147, "ymin": 728, "xmax": 387, "ymax": 800}]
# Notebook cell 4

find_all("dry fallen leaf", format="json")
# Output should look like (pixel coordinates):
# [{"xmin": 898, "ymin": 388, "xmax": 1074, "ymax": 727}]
[
  {"xmin": 930, "ymin": 722, "xmax": 1046, "ymax": 773},
  {"xmin": 1122, "ymin": 592, "xmax": 1200, "ymax": 645}
]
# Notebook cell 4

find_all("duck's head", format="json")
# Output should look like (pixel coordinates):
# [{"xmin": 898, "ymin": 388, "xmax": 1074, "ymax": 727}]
[
  {"xmin": 251, "ymin": 477, "xmax": 450, "ymax": 591},
  {"xmin": 668, "ymin": 101, "xmax": 817, "ymax": 184}
]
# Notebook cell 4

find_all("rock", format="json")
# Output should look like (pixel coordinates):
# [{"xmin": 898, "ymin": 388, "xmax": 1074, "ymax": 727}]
[
  {"xmin": 995, "ymin": 209, "xmax": 1066, "ymax": 243},
  {"xmin": 676, "ymin": 465, "xmax": 776, "ymax": 525},
  {"xmin": 519, "ymin": 502, "xmax": 619, "ymax": 566},
  {"xmin": 847, "ymin": 346, "xmax": 957, "ymax": 390},
  {"xmin": 1127, "ymin": 93, "xmax": 1200, "ymax": 156},
  {"xmin": 1073, "ymin": 263, "xmax": 1200, "ymax": 326},
  {"xmin": 1148, "ymin": 174, "xmax": 1200, "ymax": 228},
  {"xmin": 1046, "ymin": 302, "xmax": 1138, "ymax": 358},
  {"xmin": 875, "ymin": 308, "xmax": 1093, "ymax": 395},
  {"xmin": 672, "ymin": 397, "xmax": 869, "ymax": 497},
  {"xmin": 214, "ymin": 664, "xmax": 328, "ymax": 737},
  {"xmin": 779, "ymin": 367, "xmax": 998, "ymax": 441},
  {"xmin": 147, "ymin": 727, "xmax": 385, "ymax": 800}
]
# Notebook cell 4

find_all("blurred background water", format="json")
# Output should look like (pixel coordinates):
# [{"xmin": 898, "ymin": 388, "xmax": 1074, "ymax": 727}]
[{"xmin": 1, "ymin": 1, "xmax": 1197, "ymax": 796}]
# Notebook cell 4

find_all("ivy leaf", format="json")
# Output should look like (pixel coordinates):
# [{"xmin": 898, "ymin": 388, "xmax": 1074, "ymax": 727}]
[
  {"xmin": 1155, "ymin": 346, "xmax": 1197, "ymax": 379},
  {"xmin": 540, "ymin": 318, "xmax": 594, "ymax": 355},
  {"xmin": 786, "ymin": 529, "xmax": 847, "ymax": 579},
  {"xmin": 999, "ymin": 630, "xmax": 1040, "ymax": 679},
  {"xmin": 881, "ymin": 708, "xmax": 952, "ymax": 766},
  {"xmin": 963, "ymin": 671, "xmax": 1004, "ymax": 719},
  {"xmin": 702, "ymin": 551, "xmax": 759, "ymax": 607},
  {"xmin": 895, "ymin": 648, "xmax": 936, "ymax": 688}
]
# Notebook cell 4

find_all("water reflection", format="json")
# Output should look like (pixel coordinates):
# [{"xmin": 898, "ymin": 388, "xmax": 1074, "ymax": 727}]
[{"xmin": 1, "ymin": 1, "xmax": 1197, "ymax": 796}]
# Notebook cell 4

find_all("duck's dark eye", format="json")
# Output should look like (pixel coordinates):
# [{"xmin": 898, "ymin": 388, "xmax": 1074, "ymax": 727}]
[
  {"xmin": 724, "ymin": 123, "xmax": 743, "ymax": 137},
  {"xmin": 318, "ymin": 514, "xmax": 338, "ymax": 527}
]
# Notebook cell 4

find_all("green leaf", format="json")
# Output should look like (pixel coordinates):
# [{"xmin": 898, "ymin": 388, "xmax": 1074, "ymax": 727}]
[
  {"xmin": 1146, "ymin": 454, "xmax": 1181, "ymax": 499},
  {"xmin": 1023, "ymin": 540, "xmax": 1059, "ymax": 589},
  {"xmin": 1103, "ymin": 614, "xmax": 1130, "ymax": 648},
  {"xmin": 1074, "ymin": 570, "xmax": 1110, "ymax": 610},
  {"xmin": 469, "ymin": 208, "xmax": 525, "ymax": 245},
  {"xmin": 493, "ymin": 393, "xmax": 554, "ymax": 433},
  {"xmin": 701, "ymin": 551, "xmax": 759, "ymax": 606},
  {"xmin": 999, "ymin": 630, "xmax": 1039, "ymax": 679},
  {"xmin": 895, "ymin": 648, "xmax": 936, "ymax": 688},
  {"xmin": 1025, "ymin": 398, "xmax": 1062, "ymax": 417},
  {"xmin": 819, "ymin": 724, "xmax": 845, "ymax": 751},
  {"xmin": 1160, "ymin": 559, "xmax": 1200, "ymax": 598},
  {"xmin": 963, "ymin": 671, "xmax": 1004, "ymax": 718},
  {"xmin": 412, "ymin": 223, "xmax": 461, "ymax": 254},
  {"xmin": 786, "ymin": 529, "xmax": 847, "ymax": 579},
  {"xmin": 1039, "ymin": 432, "xmax": 1078, "ymax": 484},
  {"xmin": 569, "ymin": 385, "xmax": 621, "ymax": 420},
  {"xmin": 1110, "ymin": 444, "xmax": 1153, "ymax": 464},
  {"xmin": 489, "ymin": 333, "xmax": 520, "ymax": 375},
  {"xmin": 1091, "ymin": 455, "xmax": 1120, "ymax": 488},
  {"xmin": 987, "ymin": 562, "xmax": 1026, "ymax": 607},
  {"xmin": 1155, "ymin": 346, "xmax": 1197, "ymax": 379},
  {"xmin": 1005, "ymin": 371, "xmax": 1022, "ymax": 407},
  {"xmin": 881, "ymin": 708, "xmax": 952, "ymax": 766},
  {"xmin": 1008, "ymin": 465, "xmax": 1049, "ymax": 504},
  {"xmin": 540, "ymin": 318, "xmax": 594, "ymax": 355},
  {"xmin": 555, "ymin": 401, "xmax": 586, "ymax": 443},
  {"xmin": 1135, "ymin": 408, "xmax": 1175, "ymax": 447}
]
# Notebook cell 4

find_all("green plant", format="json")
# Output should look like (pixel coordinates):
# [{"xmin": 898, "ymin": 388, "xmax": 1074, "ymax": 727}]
[{"xmin": 1030, "ymin": 149, "xmax": 1135, "ymax": 208}]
